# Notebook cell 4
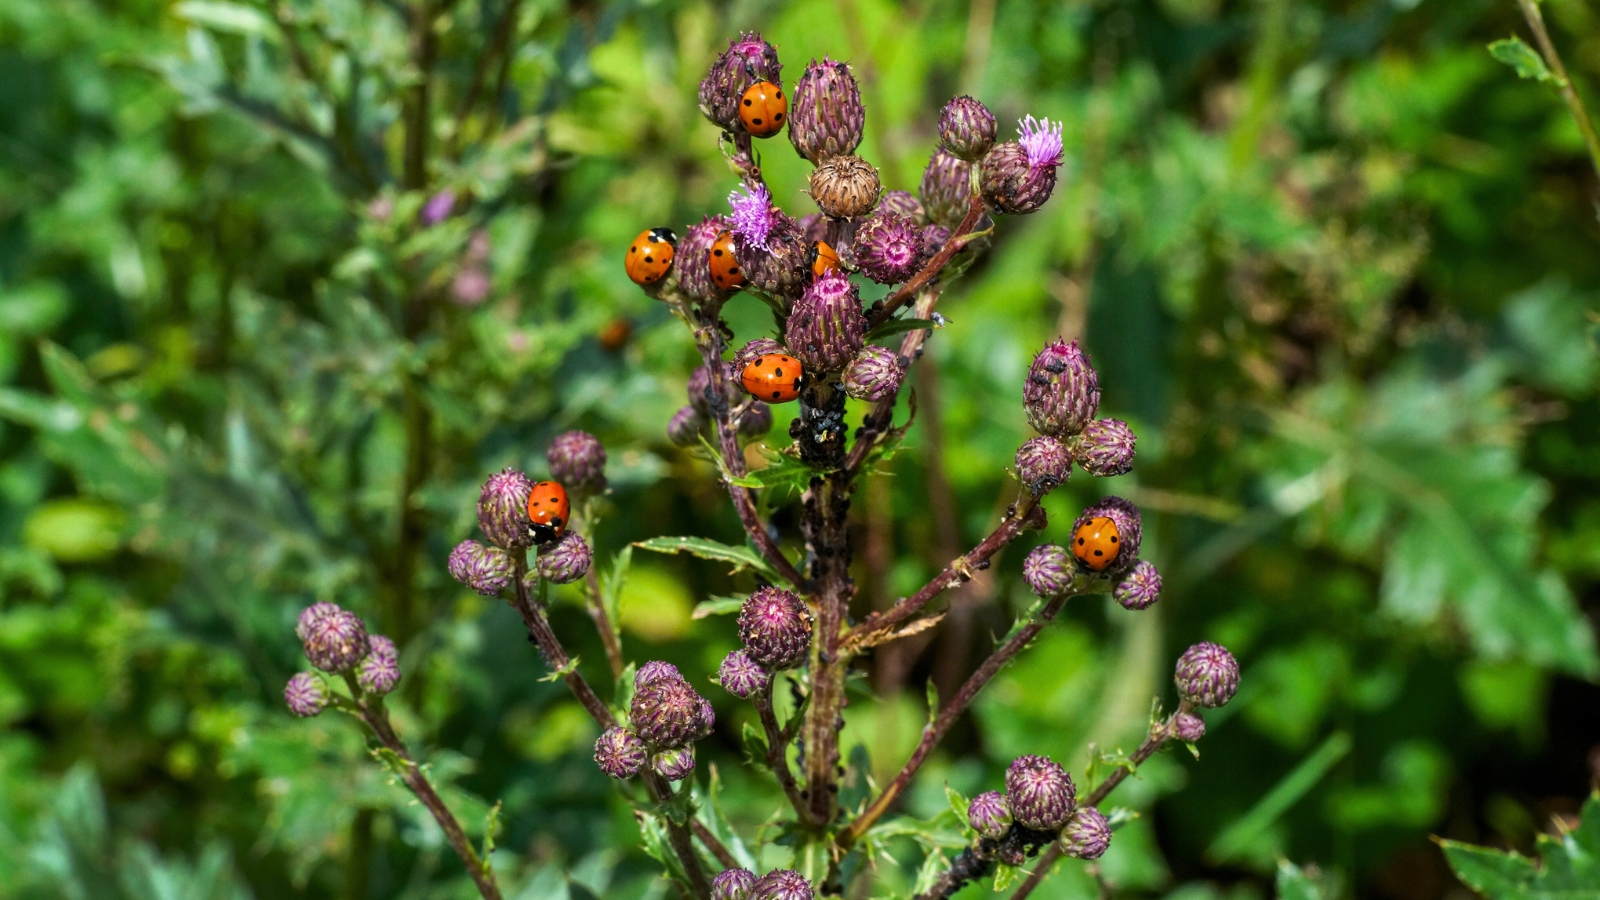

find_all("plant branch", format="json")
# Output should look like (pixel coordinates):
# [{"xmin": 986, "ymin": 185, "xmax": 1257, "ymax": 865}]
[
  {"xmin": 578, "ymin": 527, "xmax": 625, "ymax": 679},
  {"xmin": 1515, "ymin": 0, "xmax": 1600, "ymax": 182},
  {"xmin": 865, "ymin": 196, "xmax": 986, "ymax": 329},
  {"xmin": 755, "ymin": 687, "xmax": 814, "ymax": 825},
  {"xmin": 508, "ymin": 555, "xmax": 616, "ymax": 729},
  {"xmin": 689, "ymin": 818, "xmax": 740, "ymax": 870}
]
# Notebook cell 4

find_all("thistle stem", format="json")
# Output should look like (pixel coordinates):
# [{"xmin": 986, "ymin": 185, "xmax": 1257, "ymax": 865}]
[
  {"xmin": 756, "ymin": 687, "xmax": 814, "ymax": 824},
  {"xmin": 508, "ymin": 555, "xmax": 616, "ymax": 728},
  {"xmin": 1514, "ymin": 0, "xmax": 1600, "ymax": 182}
]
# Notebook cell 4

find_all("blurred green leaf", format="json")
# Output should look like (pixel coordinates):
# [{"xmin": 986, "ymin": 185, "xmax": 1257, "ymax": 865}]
[
  {"xmin": 1487, "ymin": 37, "xmax": 1559, "ymax": 85},
  {"xmin": 1440, "ymin": 792, "xmax": 1600, "ymax": 899}
]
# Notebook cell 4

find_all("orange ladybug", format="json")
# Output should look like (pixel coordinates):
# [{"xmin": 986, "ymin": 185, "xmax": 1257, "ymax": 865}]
[
  {"xmin": 526, "ymin": 480, "xmax": 571, "ymax": 545},
  {"xmin": 741, "ymin": 353, "xmax": 805, "ymax": 403},
  {"xmin": 739, "ymin": 81, "xmax": 787, "ymax": 138},
  {"xmin": 625, "ymin": 227, "xmax": 677, "ymax": 285},
  {"xmin": 709, "ymin": 230, "xmax": 746, "ymax": 290},
  {"xmin": 1072, "ymin": 516, "xmax": 1120, "ymax": 571},
  {"xmin": 809, "ymin": 241, "xmax": 842, "ymax": 279}
]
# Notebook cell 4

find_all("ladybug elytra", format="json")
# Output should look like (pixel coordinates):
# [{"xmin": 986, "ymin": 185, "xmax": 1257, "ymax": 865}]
[
  {"xmin": 739, "ymin": 82, "xmax": 787, "ymax": 138},
  {"xmin": 709, "ymin": 230, "xmax": 746, "ymax": 290},
  {"xmin": 740, "ymin": 353, "xmax": 805, "ymax": 404},
  {"xmin": 526, "ymin": 480, "xmax": 571, "ymax": 545},
  {"xmin": 1072, "ymin": 516, "xmax": 1120, "ymax": 571},
  {"xmin": 809, "ymin": 241, "xmax": 842, "ymax": 279},
  {"xmin": 625, "ymin": 227, "xmax": 677, "ymax": 285}
]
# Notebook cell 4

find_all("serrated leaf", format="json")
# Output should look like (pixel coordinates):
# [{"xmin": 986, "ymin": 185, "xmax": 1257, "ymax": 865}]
[
  {"xmin": 539, "ymin": 655, "xmax": 581, "ymax": 683},
  {"xmin": 1440, "ymin": 792, "xmax": 1600, "ymax": 900},
  {"xmin": 992, "ymin": 862, "xmax": 1022, "ymax": 892},
  {"xmin": 729, "ymin": 446, "xmax": 826, "ymax": 496},
  {"xmin": 944, "ymin": 785, "xmax": 970, "ymax": 824},
  {"xmin": 1488, "ymin": 37, "xmax": 1559, "ymax": 85},
  {"xmin": 633, "ymin": 535, "xmax": 780, "ymax": 580},
  {"xmin": 691, "ymin": 596, "xmax": 745, "ymax": 619},
  {"xmin": 912, "ymin": 848, "xmax": 947, "ymax": 895}
]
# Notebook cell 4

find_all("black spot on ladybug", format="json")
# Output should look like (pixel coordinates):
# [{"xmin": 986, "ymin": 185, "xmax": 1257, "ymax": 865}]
[
  {"xmin": 752, "ymin": 118, "xmax": 763, "ymax": 126},
  {"xmin": 1110, "ymin": 536, "xmax": 1117, "ymax": 543},
  {"xmin": 775, "ymin": 113, "xmax": 784, "ymax": 121},
  {"xmin": 774, "ymin": 368, "xmax": 784, "ymax": 378},
  {"xmin": 551, "ymin": 517, "xmax": 563, "ymax": 527},
  {"xmin": 775, "ymin": 90, "xmax": 783, "ymax": 98},
  {"xmin": 644, "ymin": 255, "xmax": 653, "ymax": 263},
  {"xmin": 630, "ymin": 246, "xmax": 636, "ymax": 253},
  {"xmin": 731, "ymin": 266, "xmax": 740, "ymax": 274},
  {"xmin": 771, "ymin": 391, "xmax": 781, "ymax": 399},
  {"xmin": 714, "ymin": 249, "xmax": 723, "ymax": 257},
  {"xmin": 744, "ymin": 98, "xmax": 753, "ymax": 106},
  {"xmin": 1077, "ymin": 537, "xmax": 1085, "ymax": 545},
  {"xmin": 1093, "ymin": 550, "xmax": 1104, "ymax": 557}
]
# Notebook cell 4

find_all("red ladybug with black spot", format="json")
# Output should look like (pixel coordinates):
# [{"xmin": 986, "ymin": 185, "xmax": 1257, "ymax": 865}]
[
  {"xmin": 526, "ymin": 481, "xmax": 571, "ymax": 545},
  {"xmin": 1072, "ymin": 516, "xmax": 1120, "ymax": 571},
  {"xmin": 741, "ymin": 353, "xmax": 805, "ymax": 403},
  {"xmin": 709, "ymin": 230, "xmax": 746, "ymax": 290},
  {"xmin": 625, "ymin": 227, "xmax": 677, "ymax": 285},
  {"xmin": 808, "ymin": 241, "xmax": 842, "ymax": 279},
  {"xmin": 739, "ymin": 81, "xmax": 787, "ymax": 138}
]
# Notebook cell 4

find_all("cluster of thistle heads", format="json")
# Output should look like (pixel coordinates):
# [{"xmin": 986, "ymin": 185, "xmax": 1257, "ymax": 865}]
[{"xmin": 283, "ymin": 603, "xmax": 400, "ymax": 717}]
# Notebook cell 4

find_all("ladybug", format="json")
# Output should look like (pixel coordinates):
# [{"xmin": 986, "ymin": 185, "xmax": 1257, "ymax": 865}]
[
  {"xmin": 809, "ymin": 241, "xmax": 842, "ymax": 279},
  {"xmin": 625, "ymin": 227, "xmax": 677, "ymax": 285},
  {"xmin": 741, "ymin": 353, "xmax": 805, "ymax": 403},
  {"xmin": 709, "ymin": 230, "xmax": 746, "ymax": 290},
  {"xmin": 1072, "ymin": 516, "xmax": 1121, "ymax": 571},
  {"xmin": 739, "ymin": 81, "xmax": 787, "ymax": 138},
  {"xmin": 526, "ymin": 480, "xmax": 571, "ymax": 545}
]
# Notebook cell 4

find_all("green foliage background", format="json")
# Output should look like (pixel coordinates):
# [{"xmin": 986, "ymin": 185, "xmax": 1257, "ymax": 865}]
[{"xmin": 1, "ymin": 0, "xmax": 1598, "ymax": 897}]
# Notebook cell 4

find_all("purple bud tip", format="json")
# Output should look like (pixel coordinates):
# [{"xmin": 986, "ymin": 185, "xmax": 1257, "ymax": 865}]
[
  {"xmin": 738, "ymin": 587, "xmax": 814, "ymax": 670},
  {"xmin": 1018, "ymin": 116, "xmax": 1064, "ymax": 169},
  {"xmin": 536, "ymin": 532, "xmax": 592, "ymax": 585},
  {"xmin": 1014, "ymin": 435, "xmax": 1072, "ymax": 494},
  {"xmin": 448, "ymin": 540, "xmax": 514, "ymax": 596},
  {"xmin": 1024, "ymin": 338, "xmax": 1100, "ymax": 438},
  {"xmin": 737, "ymin": 401, "xmax": 774, "ymax": 437},
  {"xmin": 357, "ymin": 635, "xmax": 401, "ymax": 695},
  {"xmin": 712, "ymin": 868, "xmax": 757, "ymax": 900},
  {"xmin": 968, "ymin": 791, "xmax": 1013, "ymax": 840},
  {"xmin": 653, "ymin": 745, "xmax": 697, "ymax": 781},
  {"xmin": 478, "ymin": 468, "xmax": 535, "ymax": 550},
  {"xmin": 853, "ymin": 212, "xmax": 926, "ymax": 285},
  {"xmin": 594, "ymin": 726, "xmax": 648, "ymax": 779},
  {"xmin": 636, "ymin": 660, "xmax": 682, "ymax": 688},
  {"xmin": 1077, "ymin": 418, "xmax": 1136, "ymax": 477},
  {"xmin": 547, "ymin": 430, "xmax": 607, "ymax": 497},
  {"xmin": 1005, "ymin": 754, "xmax": 1076, "ymax": 830},
  {"xmin": 729, "ymin": 183, "xmax": 775, "ymax": 251},
  {"xmin": 1174, "ymin": 642, "xmax": 1240, "ymax": 709},
  {"xmin": 300, "ymin": 605, "xmax": 370, "ymax": 674},
  {"xmin": 284, "ymin": 672, "xmax": 330, "ymax": 718},
  {"xmin": 295, "ymin": 602, "xmax": 340, "ymax": 643},
  {"xmin": 1172, "ymin": 711, "xmax": 1207, "ymax": 742},
  {"xmin": 842, "ymin": 346, "xmax": 905, "ymax": 402},
  {"xmin": 1058, "ymin": 806, "xmax": 1111, "ymax": 860},
  {"xmin": 668, "ymin": 405, "xmax": 708, "ymax": 447},
  {"xmin": 750, "ymin": 869, "xmax": 815, "ymax": 900},
  {"xmin": 718, "ymin": 649, "xmax": 772, "ymax": 699},
  {"xmin": 1023, "ymin": 544, "xmax": 1073, "ymax": 597},
  {"xmin": 1113, "ymin": 560, "xmax": 1161, "ymax": 611}
]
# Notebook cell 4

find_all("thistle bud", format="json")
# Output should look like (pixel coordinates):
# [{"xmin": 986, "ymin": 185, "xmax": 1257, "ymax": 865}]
[
  {"xmin": 678, "ymin": 216, "xmax": 733, "ymax": 305},
  {"xmin": 631, "ymin": 669, "xmax": 713, "ymax": 748},
  {"xmin": 1071, "ymin": 496, "xmax": 1142, "ymax": 577},
  {"xmin": 786, "ymin": 272, "xmax": 865, "ymax": 374},
  {"xmin": 1022, "ymin": 544, "xmax": 1073, "ymax": 597},
  {"xmin": 1058, "ymin": 807, "xmax": 1111, "ymax": 860},
  {"xmin": 699, "ymin": 32, "xmax": 782, "ymax": 132},
  {"xmin": 1005, "ymin": 754, "xmax": 1076, "ymax": 830},
  {"xmin": 668, "ymin": 406, "xmax": 708, "ymax": 447},
  {"xmin": 536, "ymin": 532, "xmax": 591, "ymax": 585},
  {"xmin": 1024, "ymin": 339, "xmax": 1100, "ymax": 438},
  {"xmin": 636, "ymin": 660, "xmax": 682, "ymax": 688},
  {"xmin": 938, "ymin": 96, "xmax": 998, "ymax": 161},
  {"xmin": 422, "ymin": 189, "xmax": 456, "ymax": 225},
  {"xmin": 738, "ymin": 402, "xmax": 774, "ymax": 437},
  {"xmin": 809, "ymin": 155, "xmax": 881, "ymax": 219},
  {"xmin": 284, "ymin": 672, "xmax": 330, "ymax": 718},
  {"xmin": 718, "ymin": 649, "xmax": 772, "ymax": 699},
  {"xmin": 1077, "ymin": 418, "xmax": 1136, "ymax": 477},
  {"xmin": 751, "ymin": 870, "xmax": 815, "ymax": 900},
  {"xmin": 980, "ymin": 116, "xmax": 1065, "ymax": 215},
  {"xmin": 301, "ymin": 605, "xmax": 370, "ymax": 674},
  {"xmin": 653, "ymin": 745, "xmax": 696, "ymax": 781},
  {"xmin": 357, "ymin": 634, "xmax": 401, "ymax": 696},
  {"xmin": 919, "ymin": 148, "xmax": 974, "ymax": 229},
  {"xmin": 1174, "ymin": 642, "xmax": 1240, "ymax": 709},
  {"xmin": 296, "ymin": 602, "xmax": 340, "ymax": 643},
  {"xmin": 921, "ymin": 224, "xmax": 952, "ymax": 259},
  {"xmin": 1113, "ymin": 560, "xmax": 1161, "ymax": 611},
  {"xmin": 968, "ymin": 791, "xmax": 1013, "ymax": 840},
  {"xmin": 478, "ymin": 468, "xmax": 534, "ymax": 550},
  {"xmin": 712, "ymin": 868, "xmax": 757, "ymax": 900},
  {"xmin": 852, "ymin": 212, "xmax": 925, "ymax": 285},
  {"xmin": 1014, "ymin": 435, "xmax": 1071, "ymax": 494},
  {"xmin": 686, "ymin": 365, "xmax": 714, "ymax": 415},
  {"xmin": 789, "ymin": 58, "xmax": 865, "ymax": 164},
  {"xmin": 1172, "ymin": 711, "xmax": 1207, "ymax": 742},
  {"xmin": 734, "ymin": 338, "xmax": 786, "ymax": 373},
  {"xmin": 796, "ymin": 213, "xmax": 829, "ymax": 245},
  {"xmin": 842, "ymin": 346, "xmax": 905, "ymax": 401},
  {"xmin": 877, "ymin": 190, "xmax": 927, "ymax": 225},
  {"xmin": 547, "ymin": 430, "xmax": 607, "ymax": 498},
  {"xmin": 738, "ymin": 587, "xmax": 814, "ymax": 670},
  {"xmin": 448, "ymin": 540, "xmax": 513, "ymax": 596},
  {"xmin": 594, "ymin": 726, "xmax": 648, "ymax": 779}
]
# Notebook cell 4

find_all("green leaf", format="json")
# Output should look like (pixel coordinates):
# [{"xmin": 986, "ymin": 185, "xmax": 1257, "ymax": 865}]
[
  {"xmin": 740, "ymin": 721, "xmax": 769, "ymax": 766},
  {"xmin": 727, "ymin": 446, "xmax": 826, "ymax": 496},
  {"xmin": 632, "ymin": 535, "xmax": 779, "ymax": 580},
  {"xmin": 924, "ymin": 678, "xmax": 940, "ymax": 727},
  {"xmin": 992, "ymin": 862, "xmax": 1022, "ymax": 892},
  {"xmin": 691, "ymin": 595, "xmax": 745, "ymax": 619},
  {"xmin": 1440, "ymin": 792, "xmax": 1600, "ymax": 900},
  {"xmin": 1488, "ymin": 37, "xmax": 1560, "ymax": 85},
  {"xmin": 601, "ymin": 545, "xmax": 632, "ymax": 632},
  {"xmin": 866, "ymin": 317, "xmax": 936, "ymax": 340},
  {"xmin": 1208, "ymin": 731, "xmax": 1353, "ymax": 863}
]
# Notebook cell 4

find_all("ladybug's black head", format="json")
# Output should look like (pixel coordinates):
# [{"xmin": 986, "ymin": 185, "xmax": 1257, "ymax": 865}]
[
  {"xmin": 649, "ymin": 227, "xmax": 678, "ymax": 245},
  {"xmin": 528, "ymin": 521, "xmax": 563, "ymax": 545}
]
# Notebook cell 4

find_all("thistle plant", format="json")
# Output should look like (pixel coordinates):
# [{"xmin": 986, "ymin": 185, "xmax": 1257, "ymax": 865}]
[{"xmin": 282, "ymin": 32, "xmax": 1242, "ymax": 899}]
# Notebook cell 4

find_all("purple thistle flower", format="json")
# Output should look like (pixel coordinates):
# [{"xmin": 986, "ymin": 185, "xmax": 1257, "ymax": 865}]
[
  {"xmin": 729, "ymin": 183, "xmax": 776, "ymax": 251},
  {"xmin": 968, "ymin": 791, "xmax": 1013, "ymax": 840},
  {"xmin": 547, "ymin": 430, "xmax": 607, "ymax": 498},
  {"xmin": 448, "ymin": 540, "xmax": 513, "ymax": 596},
  {"xmin": 1175, "ymin": 642, "xmax": 1240, "ymax": 709},
  {"xmin": 718, "ymin": 649, "xmax": 772, "ymax": 699},
  {"xmin": 594, "ymin": 726, "xmax": 647, "ymax": 779},
  {"xmin": 536, "ymin": 532, "xmax": 592, "ymax": 585},
  {"xmin": 422, "ymin": 189, "xmax": 456, "ymax": 225},
  {"xmin": 1014, "ymin": 435, "xmax": 1072, "ymax": 494},
  {"xmin": 478, "ymin": 468, "xmax": 535, "ymax": 550},
  {"xmin": 751, "ymin": 870, "xmax": 814, "ymax": 900},
  {"xmin": 738, "ymin": 587, "xmax": 814, "ymax": 670},
  {"xmin": 1058, "ymin": 806, "xmax": 1111, "ymax": 860},
  {"xmin": 295, "ymin": 602, "xmax": 340, "ymax": 643},
  {"xmin": 712, "ymin": 868, "xmax": 757, "ymax": 900},
  {"xmin": 1114, "ymin": 560, "xmax": 1161, "ymax": 611},
  {"xmin": 357, "ymin": 634, "xmax": 401, "ymax": 695},
  {"xmin": 301, "ymin": 605, "xmax": 370, "ymax": 674},
  {"xmin": 1005, "ymin": 754, "xmax": 1076, "ymax": 830},
  {"xmin": 284, "ymin": 672, "xmax": 330, "ymax": 718},
  {"xmin": 636, "ymin": 660, "xmax": 682, "ymax": 689},
  {"xmin": 842, "ymin": 346, "xmax": 905, "ymax": 402},
  {"xmin": 1017, "ymin": 116, "xmax": 1064, "ymax": 169},
  {"xmin": 668, "ymin": 406, "xmax": 707, "ymax": 447},
  {"xmin": 1077, "ymin": 417, "xmax": 1136, "ymax": 477}
]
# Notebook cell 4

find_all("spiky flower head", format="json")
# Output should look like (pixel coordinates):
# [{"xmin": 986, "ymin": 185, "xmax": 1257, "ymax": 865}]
[
  {"xmin": 842, "ymin": 346, "xmax": 905, "ymax": 402},
  {"xmin": 547, "ymin": 430, "xmax": 607, "ymax": 498},
  {"xmin": 536, "ymin": 532, "xmax": 592, "ymax": 585},
  {"xmin": 448, "ymin": 540, "xmax": 513, "ymax": 596},
  {"xmin": 1071, "ymin": 496, "xmax": 1142, "ymax": 577},
  {"xmin": 809, "ymin": 155, "xmax": 881, "ymax": 219},
  {"xmin": 1005, "ymin": 754, "xmax": 1076, "ymax": 830},
  {"xmin": 729, "ymin": 183, "xmax": 777, "ymax": 251},
  {"xmin": 734, "ymin": 211, "xmax": 810, "ymax": 296},
  {"xmin": 1022, "ymin": 544, "xmax": 1073, "ymax": 597},
  {"xmin": 284, "ymin": 672, "xmax": 329, "ymax": 718},
  {"xmin": 1175, "ymin": 642, "xmax": 1240, "ymax": 709},
  {"xmin": 738, "ymin": 401, "xmax": 774, "ymax": 437},
  {"xmin": 1024, "ymin": 339, "xmax": 1100, "ymax": 438},
  {"xmin": 302, "ymin": 605, "xmax": 370, "ymax": 674},
  {"xmin": 1113, "ymin": 560, "xmax": 1161, "ymax": 611},
  {"xmin": 980, "ymin": 117, "xmax": 1065, "ymax": 215},
  {"xmin": 679, "ymin": 215, "xmax": 733, "ymax": 305},
  {"xmin": 786, "ymin": 272, "xmax": 865, "ymax": 374},
  {"xmin": 478, "ymin": 468, "xmax": 534, "ymax": 550},
  {"xmin": 668, "ymin": 406, "xmax": 707, "ymax": 447},
  {"xmin": 919, "ymin": 148, "xmax": 974, "ymax": 229},
  {"xmin": 938, "ymin": 96, "xmax": 999, "ymax": 161},
  {"xmin": 1077, "ymin": 418, "xmax": 1136, "ymax": 477},
  {"xmin": 699, "ymin": 32, "xmax": 782, "ymax": 132},
  {"xmin": 922, "ymin": 224, "xmax": 952, "ymax": 258},
  {"xmin": 877, "ymin": 190, "xmax": 927, "ymax": 225},
  {"xmin": 968, "ymin": 791, "xmax": 1013, "ymax": 840},
  {"xmin": 1058, "ymin": 807, "xmax": 1111, "ymax": 860},
  {"xmin": 1172, "ymin": 711, "xmax": 1207, "ymax": 742},
  {"xmin": 296, "ymin": 602, "xmax": 340, "ymax": 643},
  {"xmin": 853, "ymin": 212, "xmax": 925, "ymax": 284},
  {"xmin": 718, "ymin": 649, "xmax": 772, "ymax": 699},
  {"xmin": 357, "ymin": 635, "xmax": 401, "ymax": 695},
  {"xmin": 712, "ymin": 868, "xmax": 757, "ymax": 900},
  {"xmin": 594, "ymin": 726, "xmax": 647, "ymax": 779},
  {"xmin": 631, "ymin": 667, "xmax": 714, "ymax": 748},
  {"xmin": 636, "ymin": 660, "xmax": 682, "ymax": 689},
  {"xmin": 738, "ymin": 587, "xmax": 814, "ymax": 670},
  {"xmin": 789, "ymin": 58, "xmax": 865, "ymax": 164},
  {"xmin": 1014, "ymin": 435, "xmax": 1071, "ymax": 495},
  {"xmin": 751, "ymin": 870, "xmax": 815, "ymax": 900},
  {"xmin": 653, "ymin": 745, "xmax": 696, "ymax": 781}
]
